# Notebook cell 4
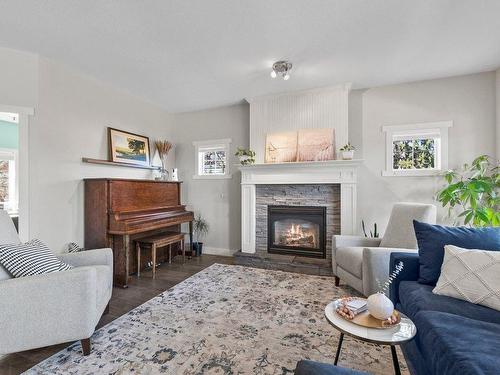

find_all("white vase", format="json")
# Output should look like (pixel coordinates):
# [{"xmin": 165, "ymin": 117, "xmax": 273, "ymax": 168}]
[
  {"xmin": 367, "ymin": 292, "xmax": 394, "ymax": 320},
  {"xmin": 341, "ymin": 150, "xmax": 354, "ymax": 160}
]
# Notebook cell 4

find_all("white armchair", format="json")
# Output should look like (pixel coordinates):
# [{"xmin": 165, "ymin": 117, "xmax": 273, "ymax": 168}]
[
  {"xmin": 0, "ymin": 210, "xmax": 113, "ymax": 355},
  {"xmin": 332, "ymin": 203, "xmax": 436, "ymax": 296}
]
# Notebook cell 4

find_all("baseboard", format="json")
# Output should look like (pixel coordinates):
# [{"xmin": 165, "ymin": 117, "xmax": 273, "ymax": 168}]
[{"xmin": 202, "ymin": 246, "xmax": 239, "ymax": 256}]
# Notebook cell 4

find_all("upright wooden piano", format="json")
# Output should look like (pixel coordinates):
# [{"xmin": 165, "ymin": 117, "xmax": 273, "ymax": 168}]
[{"xmin": 84, "ymin": 178, "xmax": 194, "ymax": 287}]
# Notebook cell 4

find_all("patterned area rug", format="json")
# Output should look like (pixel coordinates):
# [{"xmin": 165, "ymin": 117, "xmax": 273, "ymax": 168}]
[{"xmin": 26, "ymin": 264, "xmax": 408, "ymax": 374}]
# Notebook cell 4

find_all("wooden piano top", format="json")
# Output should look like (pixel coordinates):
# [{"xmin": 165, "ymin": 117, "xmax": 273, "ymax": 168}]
[
  {"xmin": 84, "ymin": 178, "xmax": 183, "ymax": 183},
  {"xmin": 86, "ymin": 178, "xmax": 182, "ymax": 212}
]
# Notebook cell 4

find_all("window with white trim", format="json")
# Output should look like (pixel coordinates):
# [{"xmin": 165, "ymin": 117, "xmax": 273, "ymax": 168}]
[
  {"xmin": 193, "ymin": 138, "xmax": 232, "ymax": 179},
  {"xmin": 0, "ymin": 149, "xmax": 18, "ymax": 213},
  {"xmin": 382, "ymin": 121, "xmax": 452, "ymax": 176}
]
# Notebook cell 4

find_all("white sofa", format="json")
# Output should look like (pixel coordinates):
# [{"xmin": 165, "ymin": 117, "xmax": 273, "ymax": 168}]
[
  {"xmin": 332, "ymin": 203, "xmax": 436, "ymax": 296},
  {"xmin": 0, "ymin": 210, "xmax": 113, "ymax": 355}
]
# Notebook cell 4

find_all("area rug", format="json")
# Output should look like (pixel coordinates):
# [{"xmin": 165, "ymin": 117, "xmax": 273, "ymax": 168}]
[{"xmin": 26, "ymin": 264, "xmax": 408, "ymax": 374}]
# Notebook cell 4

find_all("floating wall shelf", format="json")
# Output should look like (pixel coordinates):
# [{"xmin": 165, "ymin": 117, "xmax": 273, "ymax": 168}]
[{"xmin": 82, "ymin": 157, "xmax": 159, "ymax": 170}]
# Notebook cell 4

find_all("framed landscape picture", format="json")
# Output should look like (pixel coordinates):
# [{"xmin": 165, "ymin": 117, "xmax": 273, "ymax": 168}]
[{"xmin": 108, "ymin": 127, "xmax": 151, "ymax": 166}]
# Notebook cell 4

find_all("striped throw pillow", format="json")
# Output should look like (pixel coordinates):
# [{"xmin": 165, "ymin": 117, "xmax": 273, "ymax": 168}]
[{"xmin": 0, "ymin": 239, "xmax": 73, "ymax": 278}]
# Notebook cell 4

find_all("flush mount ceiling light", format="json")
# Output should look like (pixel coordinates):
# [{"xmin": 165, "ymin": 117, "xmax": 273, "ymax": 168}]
[{"xmin": 270, "ymin": 60, "xmax": 292, "ymax": 80}]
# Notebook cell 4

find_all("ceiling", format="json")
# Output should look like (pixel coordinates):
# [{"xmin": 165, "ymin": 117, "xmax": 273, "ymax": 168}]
[{"xmin": 1, "ymin": 0, "xmax": 499, "ymax": 113}]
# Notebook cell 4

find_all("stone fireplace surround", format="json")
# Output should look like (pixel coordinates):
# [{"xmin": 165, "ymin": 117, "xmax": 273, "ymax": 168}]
[
  {"xmin": 256, "ymin": 184, "xmax": 339, "ymax": 262},
  {"xmin": 239, "ymin": 160, "xmax": 361, "ymax": 261}
]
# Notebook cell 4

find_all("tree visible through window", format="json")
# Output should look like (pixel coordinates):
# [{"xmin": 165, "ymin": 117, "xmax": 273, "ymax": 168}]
[
  {"xmin": 383, "ymin": 121, "xmax": 451, "ymax": 176},
  {"xmin": 393, "ymin": 138, "xmax": 436, "ymax": 170},
  {"xmin": 0, "ymin": 152, "xmax": 16, "ymax": 212},
  {"xmin": 0, "ymin": 160, "xmax": 9, "ymax": 202}
]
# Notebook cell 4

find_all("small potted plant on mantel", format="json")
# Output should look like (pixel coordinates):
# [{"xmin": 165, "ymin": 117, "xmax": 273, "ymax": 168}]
[
  {"xmin": 193, "ymin": 213, "xmax": 209, "ymax": 256},
  {"xmin": 235, "ymin": 147, "xmax": 256, "ymax": 165},
  {"xmin": 339, "ymin": 143, "xmax": 355, "ymax": 160}
]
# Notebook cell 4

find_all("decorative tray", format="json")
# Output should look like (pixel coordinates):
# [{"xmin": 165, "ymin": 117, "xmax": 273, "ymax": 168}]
[{"xmin": 335, "ymin": 298, "xmax": 401, "ymax": 329}]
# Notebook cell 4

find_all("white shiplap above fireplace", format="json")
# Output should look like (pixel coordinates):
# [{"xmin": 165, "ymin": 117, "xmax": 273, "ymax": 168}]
[{"xmin": 246, "ymin": 84, "xmax": 351, "ymax": 164}]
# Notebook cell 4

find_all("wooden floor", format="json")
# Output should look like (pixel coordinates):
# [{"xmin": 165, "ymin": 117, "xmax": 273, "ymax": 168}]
[{"xmin": 0, "ymin": 254, "xmax": 234, "ymax": 375}]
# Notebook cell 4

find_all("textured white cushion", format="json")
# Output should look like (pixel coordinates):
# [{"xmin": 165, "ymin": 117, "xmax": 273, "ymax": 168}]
[
  {"xmin": 433, "ymin": 245, "xmax": 500, "ymax": 311},
  {"xmin": 380, "ymin": 202, "xmax": 436, "ymax": 249},
  {"xmin": 336, "ymin": 246, "xmax": 364, "ymax": 278}
]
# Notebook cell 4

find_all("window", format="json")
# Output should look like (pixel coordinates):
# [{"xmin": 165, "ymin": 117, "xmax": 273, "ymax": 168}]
[
  {"xmin": 0, "ymin": 149, "xmax": 18, "ymax": 213},
  {"xmin": 382, "ymin": 121, "xmax": 452, "ymax": 176},
  {"xmin": 193, "ymin": 138, "xmax": 232, "ymax": 179}
]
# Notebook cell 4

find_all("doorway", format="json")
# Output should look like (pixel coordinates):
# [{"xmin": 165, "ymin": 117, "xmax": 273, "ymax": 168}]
[
  {"xmin": 0, "ymin": 112, "xmax": 19, "ymax": 230},
  {"xmin": 0, "ymin": 105, "xmax": 33, "ymax": 241}
]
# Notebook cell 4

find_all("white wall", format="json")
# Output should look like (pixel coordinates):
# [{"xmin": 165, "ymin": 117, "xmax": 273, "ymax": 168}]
[
  {"xmin": 170, "ymin": 73, "xmax": 497, "ymax": 251},
  {"xmin": 0, "ymin": 47, "xmax": 174, "ymax": 252},
  {"xmin": 355, "ymin": 72, "xmax": 497, "ymax": 235},
  {"xmin": 1, "ymin": 46, "xmax": 497, "ymax": 253},
  {"xmin": 29, "ymin": 57, "xmax": 174, "ymax": 252},
  {"xmin": 496, "ymin": 68, "xmax": 500, "ymax": 161},
  {"xmin": 172, "ymin": 103, "xmax": 249, "ymax": 255},
  {"xmin": 0, "ymin": 47, "xmax": 38, "ymax": 108}
]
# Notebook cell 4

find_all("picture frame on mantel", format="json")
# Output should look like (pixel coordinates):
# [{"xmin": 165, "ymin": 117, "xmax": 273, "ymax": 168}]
[
  {"xmin": 108, "ymin": 127, "xmax": 151, "ymax": 167},
  {"xmin": 265, "ymin": 131, "xmax": 297, "ymax": 163},
  {"xmin": 297, "ymin": 128, "xmax": 335, "ymax": 162},
  {"xmin": 264, "ymin": 128, "xmax": 336, "ymax": 163}
]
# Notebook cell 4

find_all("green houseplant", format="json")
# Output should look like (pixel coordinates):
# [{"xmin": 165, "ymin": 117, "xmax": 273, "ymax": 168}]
[
  {"xmin": 437, "ymin": 155, "xmax": 499, "ymax": 227},
  {"xmin": 339, "ymin": 143, "xmax": 355, "ymax": 160},
  {"xmin": 193, "ymin": 213, "xmax": 209, "ymax": 255},
  {"xmin": 362, "ymin": 220, "xmax": 379, "ymax": 238},
  {"xmin": 235, "ymin": 147, "xmax": 256, "ymax": 165}
]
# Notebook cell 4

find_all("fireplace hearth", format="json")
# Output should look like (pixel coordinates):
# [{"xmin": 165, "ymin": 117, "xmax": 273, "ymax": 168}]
[{"xmin": 267, "ymin": 205, "xmax": 326, "ymax": 258}]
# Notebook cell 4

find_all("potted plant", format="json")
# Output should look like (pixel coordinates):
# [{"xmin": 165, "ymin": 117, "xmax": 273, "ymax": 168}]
[
  {"xmin": 339, "ymin": 143, "xmax": 355, "ymax": 160},
  {"xmin": 362, "ymin": 220, "xmax": 379, "ymax": 238},
  {"xmin": 193, "ymin": 213, "xmax": 209, "ymax": 256},
  {"xmin": 437, "ymin": 155, "xmax": 499, "ymax": 227},
  {"xmin": 235, "ymin": 147, "xmax": 256, "ymax": 165},
  {"xmin": 154, "ymin": 139, "xmax": 173, "ymax": 181}
]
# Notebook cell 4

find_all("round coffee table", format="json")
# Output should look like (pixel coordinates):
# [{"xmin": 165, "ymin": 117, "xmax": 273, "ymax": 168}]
[{"xmin": 324, "ymin": 300, "xmax": 416, "ymax": 375}]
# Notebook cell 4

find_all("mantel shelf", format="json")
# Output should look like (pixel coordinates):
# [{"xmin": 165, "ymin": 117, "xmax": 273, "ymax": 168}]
[
  {"xmin": 82, "ymin": 157, "xmax": 159, "ymax": 170},
  {"xmin": 237, "ymin": 159, "xmax": 363, "ymax": 170}
]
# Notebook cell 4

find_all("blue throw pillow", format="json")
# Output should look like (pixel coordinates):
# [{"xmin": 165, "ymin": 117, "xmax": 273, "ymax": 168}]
[{"xmin": 414, "ymin": 220, "xmax": 500, "ymax": 285}]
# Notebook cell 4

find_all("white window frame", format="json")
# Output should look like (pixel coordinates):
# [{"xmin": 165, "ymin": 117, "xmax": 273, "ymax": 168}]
[
  {"xmin": 193, "ymin": 138, "xmax": 232, "ymax": 179},
  {"xmin": 0, "ymin": 148, "xmax": 19, "ymax": 213},
  {"xmin": 382, "ymin": 121, "xmax": 452, "ymax": 177}
]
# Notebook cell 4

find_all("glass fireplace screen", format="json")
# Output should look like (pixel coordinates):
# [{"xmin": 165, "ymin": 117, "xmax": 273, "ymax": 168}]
[{"xmin": 267, "ymin": 205, "xmax": 326, "ymax": 258}]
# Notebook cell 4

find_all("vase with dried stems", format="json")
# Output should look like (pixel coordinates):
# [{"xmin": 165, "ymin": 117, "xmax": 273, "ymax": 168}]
[{"xmin": 155, "ymin": 140, "xmax": 173, "ymax": 181}]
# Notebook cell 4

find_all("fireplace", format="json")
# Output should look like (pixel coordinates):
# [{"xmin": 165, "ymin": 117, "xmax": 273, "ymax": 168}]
[{"xmin": 267, "ymin": 205, "xmax": 326, "ymax": 258}]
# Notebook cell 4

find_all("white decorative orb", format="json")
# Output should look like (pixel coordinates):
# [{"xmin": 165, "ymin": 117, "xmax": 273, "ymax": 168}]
[{"xmin": 367, "ymin": 293, "xmax": 394, "ymax": 320}]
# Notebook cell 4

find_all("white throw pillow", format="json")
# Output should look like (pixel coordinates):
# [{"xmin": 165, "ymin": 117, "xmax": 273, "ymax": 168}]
[
  {"xmin": 0, "ymin": 239, "xmax": 73, "ymax": 278},
  {"xmin": 433, "ymin": 245, "xmax": 500, "ymax": 311}
]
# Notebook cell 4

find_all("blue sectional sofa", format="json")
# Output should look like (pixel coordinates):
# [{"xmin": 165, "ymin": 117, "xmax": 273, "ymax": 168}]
[{"xmin": 389, "ymin": 252, "xmax": 500, "ymax": 375}]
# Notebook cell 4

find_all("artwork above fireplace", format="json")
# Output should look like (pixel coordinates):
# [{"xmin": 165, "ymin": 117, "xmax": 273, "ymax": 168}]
[{"xmin": 267, "ymin": 205, "xmax": 326, "ymax": 258}]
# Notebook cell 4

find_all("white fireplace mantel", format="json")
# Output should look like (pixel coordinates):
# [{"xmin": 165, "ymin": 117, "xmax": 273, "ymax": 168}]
[{"xmin": 239, "ymin": 160, "xmax": 362, "ymax": 254}]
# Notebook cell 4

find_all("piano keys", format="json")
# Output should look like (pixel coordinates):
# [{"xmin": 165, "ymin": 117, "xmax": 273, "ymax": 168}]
[{"xmin": 84, "ymin": 178, "xmax": 194, "ymax": 287}]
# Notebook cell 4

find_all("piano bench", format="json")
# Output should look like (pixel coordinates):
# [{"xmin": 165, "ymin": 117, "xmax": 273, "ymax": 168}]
[{"xmin": 135, "ymin": 232, "xmax": 185, "ymax": 279}]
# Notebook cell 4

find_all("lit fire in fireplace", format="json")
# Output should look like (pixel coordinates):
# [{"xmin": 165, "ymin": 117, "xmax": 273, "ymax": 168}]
[{"xmin": 277, "ymin": 222, "xmax": 318, "ymax": 248}]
